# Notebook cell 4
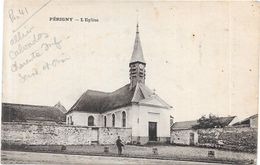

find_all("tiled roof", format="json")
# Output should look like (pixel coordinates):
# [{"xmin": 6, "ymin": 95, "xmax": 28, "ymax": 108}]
[
  {"xmin": 2, "ymin": 103, "xmax": 66, "ymax": 123},
  {"xmin": 68, "ymin": 83, "xmax": 156, "ymax": 114},
  {"xmin": 172, "ymin": 116, "xmax": 236, "ymax": 130},
  {"xmin": 232, "ymin": 114, "xmax": 258, "ymax": 126},
  {"xmin": 54, "ymin": 102, "xmax": 67, "ymax": 113},
  {"xmin": 172, "ymin": 120, "xmax": 198, "ymax": 130},
  {"xmin": 217, "ymin": 116, "xmax": 236, "ymax": 125}
]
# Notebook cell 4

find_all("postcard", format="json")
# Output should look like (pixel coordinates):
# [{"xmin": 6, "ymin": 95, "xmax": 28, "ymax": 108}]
[{"xmin": 1, "ymin": 0, "xmax": 259, "ymax": 164}]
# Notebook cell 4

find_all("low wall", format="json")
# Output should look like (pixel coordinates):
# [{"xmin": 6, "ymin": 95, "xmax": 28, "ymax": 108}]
[
  {"xmin": 171, "ymin": 127, "xmax": 257, "ymax": 152},
  {"xmin": 197, "ymin": 127, "xmax": 257, "ymax": 152},
  {"xmin": 98, "ymin": 127, "xmax": 132, "ymax": 144},
  {"xmin": 2, "ymin": 122, "xmax": 132, "ymax": 146}
]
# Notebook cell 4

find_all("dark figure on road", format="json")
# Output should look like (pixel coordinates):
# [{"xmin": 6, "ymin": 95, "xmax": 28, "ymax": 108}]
[{"xmin": 116, "ymin": 136, "xmax": 124, "ymax": 155}]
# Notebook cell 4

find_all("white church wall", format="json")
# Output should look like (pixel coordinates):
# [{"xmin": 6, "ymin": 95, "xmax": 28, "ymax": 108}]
[
  {"xmin": 139, "ymin": 105, "xmax": 171, "ymax": 137},
  {"xmin": 66, "ymin": 112, "xmax": 102, "ymax": 127},
  {"xmin": 101, "ymin": 106, "xmax": 131, "ymax": 128},
  {"xmin": 130, "ymin": 103, "xmax": 172, "ymax": 144},
  {"xmin": 66, "ymin": 103, "xmax": 172, "ymax": 145},
  {"xmin": 127, "ymin": 104, "xmax": 139, "ymax": 135}
]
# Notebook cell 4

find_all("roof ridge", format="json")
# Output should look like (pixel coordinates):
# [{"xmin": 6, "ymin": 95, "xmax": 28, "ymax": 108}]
[
  {"xmin": 218, "ymin": 116, "xmax": 236, "ymax": 119},
  {"xmin": 84, "ymin": 84, "xmax": 131, "ymax": 95},
  {"xmin": 111, "ymin": 84, "xmax": 131, "ymax": 94},
  {"xmin": 86, "ymin": 90, "xmax": 110, "ymax": 95},
  {"xmin": 2, "ymin": 102, "xmax": 56, "ymax": 108}
]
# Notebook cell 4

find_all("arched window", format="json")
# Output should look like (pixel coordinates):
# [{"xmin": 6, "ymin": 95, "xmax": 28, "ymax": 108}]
[
  {"xmin": 104, "ymin": 116, "xmax": 107, "ymax": 127},
  {"xmin": 88, "ymin": 116, "xmax": 94, "ymax": 126},
  {"xmin": 122, "ymin": 111, "xmax": 126, "ymax": 127},
  {"xmin": 112, "ymin": 114, "xmax": 115, "ymax": 127}
]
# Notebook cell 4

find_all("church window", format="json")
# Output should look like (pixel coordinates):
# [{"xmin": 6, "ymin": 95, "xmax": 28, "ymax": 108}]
[
  {"xmin": 112, "ymin": 114, "xmax": 115, "ymax": 127},
  {"xmin": 122, "ymin": 111, "xmax": 126, "ymax": 127},
  {"xmin": 88, "ymin": 116, "xmax": 94, "ymax": 126},
  {"xmin": 104, "ymin": 116, "xmax": 107, "ymax": 127}
]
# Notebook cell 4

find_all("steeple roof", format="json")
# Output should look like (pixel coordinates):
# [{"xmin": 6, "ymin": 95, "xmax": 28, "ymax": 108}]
[{"xmin": 130, "ymin": 24, "xmax": 145, "ymax": 64}]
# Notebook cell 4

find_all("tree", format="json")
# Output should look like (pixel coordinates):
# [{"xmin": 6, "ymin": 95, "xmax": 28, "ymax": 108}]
[{"xmin": 192, "ymin": 114, "xmax": 223, "ymax": 129}]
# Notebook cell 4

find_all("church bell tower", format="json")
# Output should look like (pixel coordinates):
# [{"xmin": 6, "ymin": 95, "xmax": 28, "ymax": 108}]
[{"xmin": 129, "ymin": 23, "xmax": 146, "ymax": 89}]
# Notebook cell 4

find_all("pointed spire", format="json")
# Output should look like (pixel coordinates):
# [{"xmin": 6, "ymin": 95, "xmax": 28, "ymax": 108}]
[{"xmin": 130, "ymin": 23, "xmax": 145, "ymax": 64}]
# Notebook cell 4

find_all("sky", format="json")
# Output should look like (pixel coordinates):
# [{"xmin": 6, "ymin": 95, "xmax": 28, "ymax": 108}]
[{"xmin": 3, "ymin": 0, "xmax": 260, "ymax": 122}]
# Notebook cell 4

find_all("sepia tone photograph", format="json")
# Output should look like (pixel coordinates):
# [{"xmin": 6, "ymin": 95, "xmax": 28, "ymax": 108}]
[{"xmin": 1, "ymin": 0, "xmax": 259, "ymax": 164}]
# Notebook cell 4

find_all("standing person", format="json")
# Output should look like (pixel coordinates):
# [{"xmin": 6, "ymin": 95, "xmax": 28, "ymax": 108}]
[{"xmin": 116, "ymin": 136, "xmax": 124, "ymax": 155}]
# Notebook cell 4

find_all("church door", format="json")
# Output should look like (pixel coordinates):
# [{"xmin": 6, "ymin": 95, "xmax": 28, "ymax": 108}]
[{"xmin": 148, "ymin": 122, "xmax": 157, "ymax": 141}]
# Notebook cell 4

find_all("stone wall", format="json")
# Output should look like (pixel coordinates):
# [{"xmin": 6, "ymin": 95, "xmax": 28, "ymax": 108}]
[
  {"xmin": 2, "ymin": 122, "xmax": 132, "ymax": 146},
  {"xmin": 98, "ymin": 127, "xmax": 132, "ymax": 144},
  {"xmin": 197, "ymin": 127, "xmax": 257, "ymax": 152},
  {"xmin": 171, "ymin": 129, "xmax": 198, "ymax": 145},
  {"xmin": 171, "ymin": 127, "xmax": 257, "ymax": 152}
]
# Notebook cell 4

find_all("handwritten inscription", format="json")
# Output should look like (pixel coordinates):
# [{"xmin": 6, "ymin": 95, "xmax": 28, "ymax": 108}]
[
  {"xmin": 7, "ymin": 2, "xmax": 74, "ymax": 83},
  {"xmin": 9, "ymin": 32, "xmax": 49, "ymax": 60},
  {"xmin": 11, "ymin": 36, "xmax": 63, "ymax": 72},
  {"xmin": 18, "ymin": 57, "xmax": 70, "ymax": 83},
  {"xmin": 11, "ymin": 0, "xmax": 52, "ymax": 33},
  {"xmin": 42, "ymin": 57, "xmax": 71, "ymax": 71},
  {"xmin": 8, "ymin": 25, "xmax": 71, "ymax": 83},
  {"xmin": 18, "ymin": 68, "xmax": 39, "ymax": 83},
  {"xmin": 9, "ymin": 7, "xmax": 29, "ymax": 23},
  {"xmin": 10, "ymin": 26, "xmax": 34, "ymax": 46}
]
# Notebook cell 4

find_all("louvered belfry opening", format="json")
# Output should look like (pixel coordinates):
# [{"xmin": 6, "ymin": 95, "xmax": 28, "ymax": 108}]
[{"xmin": 129, "ymin": 23, "xmax": 146, "ymax": 89}]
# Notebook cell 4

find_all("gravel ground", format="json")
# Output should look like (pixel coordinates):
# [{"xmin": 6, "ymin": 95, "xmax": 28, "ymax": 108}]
[
  {"xmin": 1, "ymin": 150, "xmax": 231, "ymax": 165},
  {"xmin": 3, "ymin": 144, "xmax": 256, "ymax": 164}
]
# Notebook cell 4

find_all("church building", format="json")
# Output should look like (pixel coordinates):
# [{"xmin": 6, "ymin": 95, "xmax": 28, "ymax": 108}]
[{"xmin": 66, "ymin": 24, "xmax": 173, "ymax": 144}]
